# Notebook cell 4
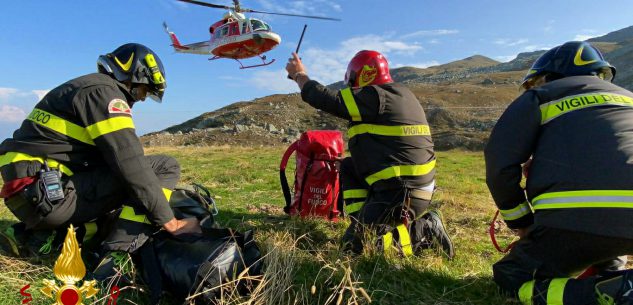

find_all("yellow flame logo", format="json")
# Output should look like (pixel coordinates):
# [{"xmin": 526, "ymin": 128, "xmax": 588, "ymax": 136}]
[
  {"xmin": 41, "ymin": 225, "xmax": 99, "ymax": 305},
  {"xmin": 358, "ymin": 65, "xmax": 377, "ymax": 87}
]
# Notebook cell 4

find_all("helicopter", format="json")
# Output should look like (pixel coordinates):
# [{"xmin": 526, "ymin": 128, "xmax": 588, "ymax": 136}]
[{"xmin": 164, "ymin": 0, "xmax": 340, "ymax": 69}]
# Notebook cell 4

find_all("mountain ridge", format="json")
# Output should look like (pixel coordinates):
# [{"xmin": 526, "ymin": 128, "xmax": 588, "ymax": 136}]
[{"xmin": 142, "ymin": 25, "xmax": 633, "ymax": 150}]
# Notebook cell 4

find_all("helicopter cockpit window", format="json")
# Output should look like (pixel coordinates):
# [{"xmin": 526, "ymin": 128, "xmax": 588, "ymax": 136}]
[{"xmin": 250, "ymin": 19, "xmax": 269, "ymax": 32}]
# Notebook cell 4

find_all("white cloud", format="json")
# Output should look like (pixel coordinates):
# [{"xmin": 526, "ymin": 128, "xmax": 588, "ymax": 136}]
[
  {"xmin": 401, "ymin": 29, "xmax": 459, "ymax": 39},
  {"xmin": 0, "ymin": 88, "xmax": 19, "ymax": 100},
  {"xmin": 393, "ymin": 61, "xmax": 440, "ymax": 69},
  {"xmin": 32, "ymin": 90, "xmax": 49, "ymax": 101},
  {"xmin": 573, "ymin": 34, "xmax": 602, "ymax": 41},
  {"xmin": 249, "ymin": 69, "xmax": 300, "ymax": 93},
  {"xmin": 304, "ymin": 34, "xmax": 423, "ymax": 84},
  {"xmin": 495, "ymin": 55, "xmax": 516, "ymax": 62},
  {"xmin": 249, "ymin": 34, "xmax": 426, "ymax": 91},
  {"xmin": 428, "ymin": 39, "xmax": 440, "ymax": 44},
  {"xmin": 522, "ymin": 45, "xmax": 550, "ymax": 52},
  {"xmin": 0, "ymin": 87, "xmax": 49, "ymax": 103},
  {"xmin": 494, "ymin": 38, "xmax": 529, "ymax": 47},
  {"xmin": 0, "ymin": 105, "xmax": 27, "ymax": 123}
]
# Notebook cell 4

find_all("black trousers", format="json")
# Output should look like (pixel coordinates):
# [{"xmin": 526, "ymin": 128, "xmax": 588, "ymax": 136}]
[
  {"xmin": 5, "ymin": 155, "xmax": 180, "ymax": 232},
  {"xmin": 493, "ymin": 225, "xmax": 633, "ymax": 304},
  {"xmin": 339, "ymin": 157, "xmax": 431, "ymax": 254}
]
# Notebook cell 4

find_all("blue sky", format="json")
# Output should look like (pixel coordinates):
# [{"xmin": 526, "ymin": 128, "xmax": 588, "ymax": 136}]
[{"xmin": 1, "ymin": 0, "xmax": 632, "ymax": 140}]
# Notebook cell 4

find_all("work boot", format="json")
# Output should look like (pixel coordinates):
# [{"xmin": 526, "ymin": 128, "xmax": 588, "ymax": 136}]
[
  {"xmin": 0, "ymin": 225, "xmax": 21, "ymax": 257},
  {"xmin": 422, "ymin": 210, "xmax": 455, "ymax": 259},
  {"xmin": 595, "ymin": 269, "xmax": 633, "ymax": 305}
]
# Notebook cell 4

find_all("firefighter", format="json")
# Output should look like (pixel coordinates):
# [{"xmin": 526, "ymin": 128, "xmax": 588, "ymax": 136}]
[
  {"xmin": 0, "ymin": 43, "xmax": 201, "ymax": 259},
  {"xmin": 285, "ymin": 50, "xmax": 454, "ymax": 258},
  {"xmin": 485, "ymin": 41, "xmax": 633, "ymax": 304}
]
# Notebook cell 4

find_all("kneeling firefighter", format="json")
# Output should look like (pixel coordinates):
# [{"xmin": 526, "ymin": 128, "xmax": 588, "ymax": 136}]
[
  {"xmin": 486, "ymin": 41, "xmax": 633, "ymax": 304},
  {"xmin": 285, "ymin": 50, "xmax": 454, "ymax": 258},
  {"xmin": 0, "ymin": 43, "xmax": 201, "ymax": 262}
]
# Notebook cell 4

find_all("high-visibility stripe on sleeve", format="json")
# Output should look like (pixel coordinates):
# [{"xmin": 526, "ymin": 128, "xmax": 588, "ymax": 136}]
[
  {"xmin": 365, "ymin": 159, "xmax": 436, "ymax": 186},
  {"xmin": 546, "ymin": 278, "xmax": 569, "ymax": 305},
  {"xmin": 83, "ymin": 222, "xmax": 98, "ymax": 242},
  {"xmin": 344, "ymin": 201, "xmax": 364, "ymax": 214},
  {"xmin": 163, "ymin": 188, "xmax": 173, "ymax": 202},
  {"xmin": 499, "ymin": 201, "xmax": 533, "ymax": 221},
  {"xmin": 396, "ymin": 224, "xmax": 413, "ymax": 257},
  {"xmin": 348, "ymin": 124, "xmax": 431, "ymax": 139},
  {"xmin": 532, "ymin": 190, "xmax": 633, "ymax": 210},
  {"xmin": 343, "ymin": 189, "xmax": 368, "ymax": 199},
  {"xmin": 540, "ymin": 92, "xmax": 633, "ymax": 124},
  {"xmin": 341, "ymin": 88, "xmax": 362, "ymax": 122},
  {"xmin": 119, "ymin": 205, "xmax": 152, "ymax": 224},
  {"xmin": 0, "ymin": 152, "xmax": 74, "ymax": 176},
  {"xmin": 518, "ymin": 280, "xmax": 535, "ymax": 305},
  {"xmin": 382, "ymin": 231, "xmax": 393, "ymax": 254},
  {"xmin": 27, "ymin": 108, "xmax": 94, "ymax": 145},
  {"xmin": 86, "ymin": 116, "xmax": 135, "ymax": 139}
]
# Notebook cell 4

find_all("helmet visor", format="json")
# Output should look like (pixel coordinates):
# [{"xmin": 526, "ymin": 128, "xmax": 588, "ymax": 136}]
[
  {"xmin": 521, "ymin": 74, "xmax": 547, "ymax": 91},
  {"xmin": 597, "ymin": 67, "xmax": 615, "ymax": 82},
  {"xmin": 147, "ymin": 85, "xmax": 165, "ymax": 103}
]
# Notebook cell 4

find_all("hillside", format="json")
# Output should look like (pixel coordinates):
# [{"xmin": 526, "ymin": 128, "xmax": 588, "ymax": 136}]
[{"xmin": 142, "ymin": 26, "xmax": 633, "ymax": 150}]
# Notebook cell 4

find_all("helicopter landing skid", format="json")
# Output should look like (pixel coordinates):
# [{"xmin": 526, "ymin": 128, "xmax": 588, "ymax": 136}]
[{"xmin": 236, "ymin": 55, "xmax": 275, "ymax": 69}]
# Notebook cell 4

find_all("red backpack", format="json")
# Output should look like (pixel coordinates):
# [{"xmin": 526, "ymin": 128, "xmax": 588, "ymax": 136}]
[{"xmin": 280, "ymin": 130, "xmax": 343, "ymax": 220}]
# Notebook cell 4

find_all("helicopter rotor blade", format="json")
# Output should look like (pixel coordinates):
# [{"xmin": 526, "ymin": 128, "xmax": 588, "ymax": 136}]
[
  {"xmin": 177, "ymin": 0, "xmax": 232, "ymax": 10},
  {"xmin": 241, "ymin": 8, "xmax": 341, "ymax": 21}
]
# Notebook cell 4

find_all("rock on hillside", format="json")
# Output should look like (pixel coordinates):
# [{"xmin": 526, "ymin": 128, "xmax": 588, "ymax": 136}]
[{"xmin": 143, "ymin": 25, "xmax": 633, "ymax": 150}]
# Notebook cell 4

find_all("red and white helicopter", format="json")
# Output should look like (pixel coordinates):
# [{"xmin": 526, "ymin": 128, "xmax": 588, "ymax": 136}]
[{"xmin": 164, "ymin": 0, "xmax": 340, "ymax": 69}]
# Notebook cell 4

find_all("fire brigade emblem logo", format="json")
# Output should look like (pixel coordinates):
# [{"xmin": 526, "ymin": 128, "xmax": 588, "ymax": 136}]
[
  {"xmin": 358, "ymin": 65, "xmax": 377, "ymax": 87},
  {"xmin": 108, "ymin": 99, "xmax": 131, "ymax": 115},
  {"xmin": 41, "ymin": 225, "xmax": 99, "ymax": 305}
]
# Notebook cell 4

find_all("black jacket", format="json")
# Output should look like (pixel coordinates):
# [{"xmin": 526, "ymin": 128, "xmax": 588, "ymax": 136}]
[
  {"xmin": 485, "ymin": 76, "xmax": 633, "ymax": 238},
  {"xmin": 301, "ymin": 80, "xmax": 435, "ymax": 191},
  {"xmin": 0, "ymin": 73, "xmax": 175, "ymax": 225}
]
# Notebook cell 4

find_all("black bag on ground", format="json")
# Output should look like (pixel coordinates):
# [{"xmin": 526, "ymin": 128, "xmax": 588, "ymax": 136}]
[{"xmin": 138, "ymin": 185, "xmax": 263, "ymax": 304}]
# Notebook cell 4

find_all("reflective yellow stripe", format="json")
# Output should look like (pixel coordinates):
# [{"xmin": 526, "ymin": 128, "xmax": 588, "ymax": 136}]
[
  {"xmin": 546, "ymin": 278, "xmax": 569, "ymax": 305},
  {"xmin": 533, "ymin": 190, "xmax": 633, "ymax": 210},
  {"xmin": 0, "ymin": 152, "xmax": 74, "ymax": 176},
  {"xmin": 348, "ymin": 124, "xmax": 430, "ymax": 139},
  {"xmin": 119, "ymin": 205, "xmax": 151, "ymax": 224},
  {"xmin": 27, "ymin": 108, "xmax": 94, "ymax": 145},
  {"xmin": 83, "ymin": 222, "xmax": 98, "ymax": 242},
  {"xmin": 163, "ymin": 188, "xmax": 172, "ymax": 201},
  {"xmin": 119, "ymin": 189, "xmax": 171, "ymax": 224},
  {"xmin": 343, "ymin": 189, "xmax": 368, "ymax": 199},
  {"xmin": 383, "ymin": 232, "xmax": 393, "ymax": 253},
  {"xmin": 365, "ymin": 159, "xmax": 436, "ymax": 186},
  {"xmin": 396, "ymin": 224, "xmax": 413, "ymax": 257},
  {"xmin": 540, "ymin": 93, "xmax": 633, "ymax": 124},
  {"xmin": 344, "ymin": 201, "xmax": 364, "ymax": 214},
  {"xmin": 341, "ymin": 88, "xmax": 361, "ymax": 122},
  {"xmin": 500, "ymin": 201, "xmax": 533, "ymax": 221},
  {"xmin": 86, "ymin": 116, "xmax": 135, "ymax": 139},
  {"xmin": 518, "ymin": 280, "xmax": 534, "ymax": 305}
]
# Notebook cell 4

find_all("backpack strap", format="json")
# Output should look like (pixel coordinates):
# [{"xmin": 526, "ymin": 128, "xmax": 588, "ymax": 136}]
[{"xmin": 280, "ymin": 141, "xmax": 298, "ymax": 214}]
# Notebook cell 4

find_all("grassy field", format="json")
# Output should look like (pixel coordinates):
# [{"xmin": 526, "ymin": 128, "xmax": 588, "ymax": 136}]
[{"xmin": 0, "ymin": 147, "xmax": 514, "ymax": 305}]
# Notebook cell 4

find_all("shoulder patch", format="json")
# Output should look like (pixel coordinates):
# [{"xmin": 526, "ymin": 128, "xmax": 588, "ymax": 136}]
[{"xmin": 108, "ymin": 99, "xmax": 132, "ymax": 115}]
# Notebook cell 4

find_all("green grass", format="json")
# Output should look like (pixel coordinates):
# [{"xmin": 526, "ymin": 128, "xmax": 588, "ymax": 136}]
[{"xmin": 0, "ymin": 147, "xmax": 515, "ymax": 305}]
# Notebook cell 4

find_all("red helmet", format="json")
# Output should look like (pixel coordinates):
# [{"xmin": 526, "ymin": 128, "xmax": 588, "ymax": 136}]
[{"xmin": 344, "ymin": 50, "xmax": 393, "ymax": 88}]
